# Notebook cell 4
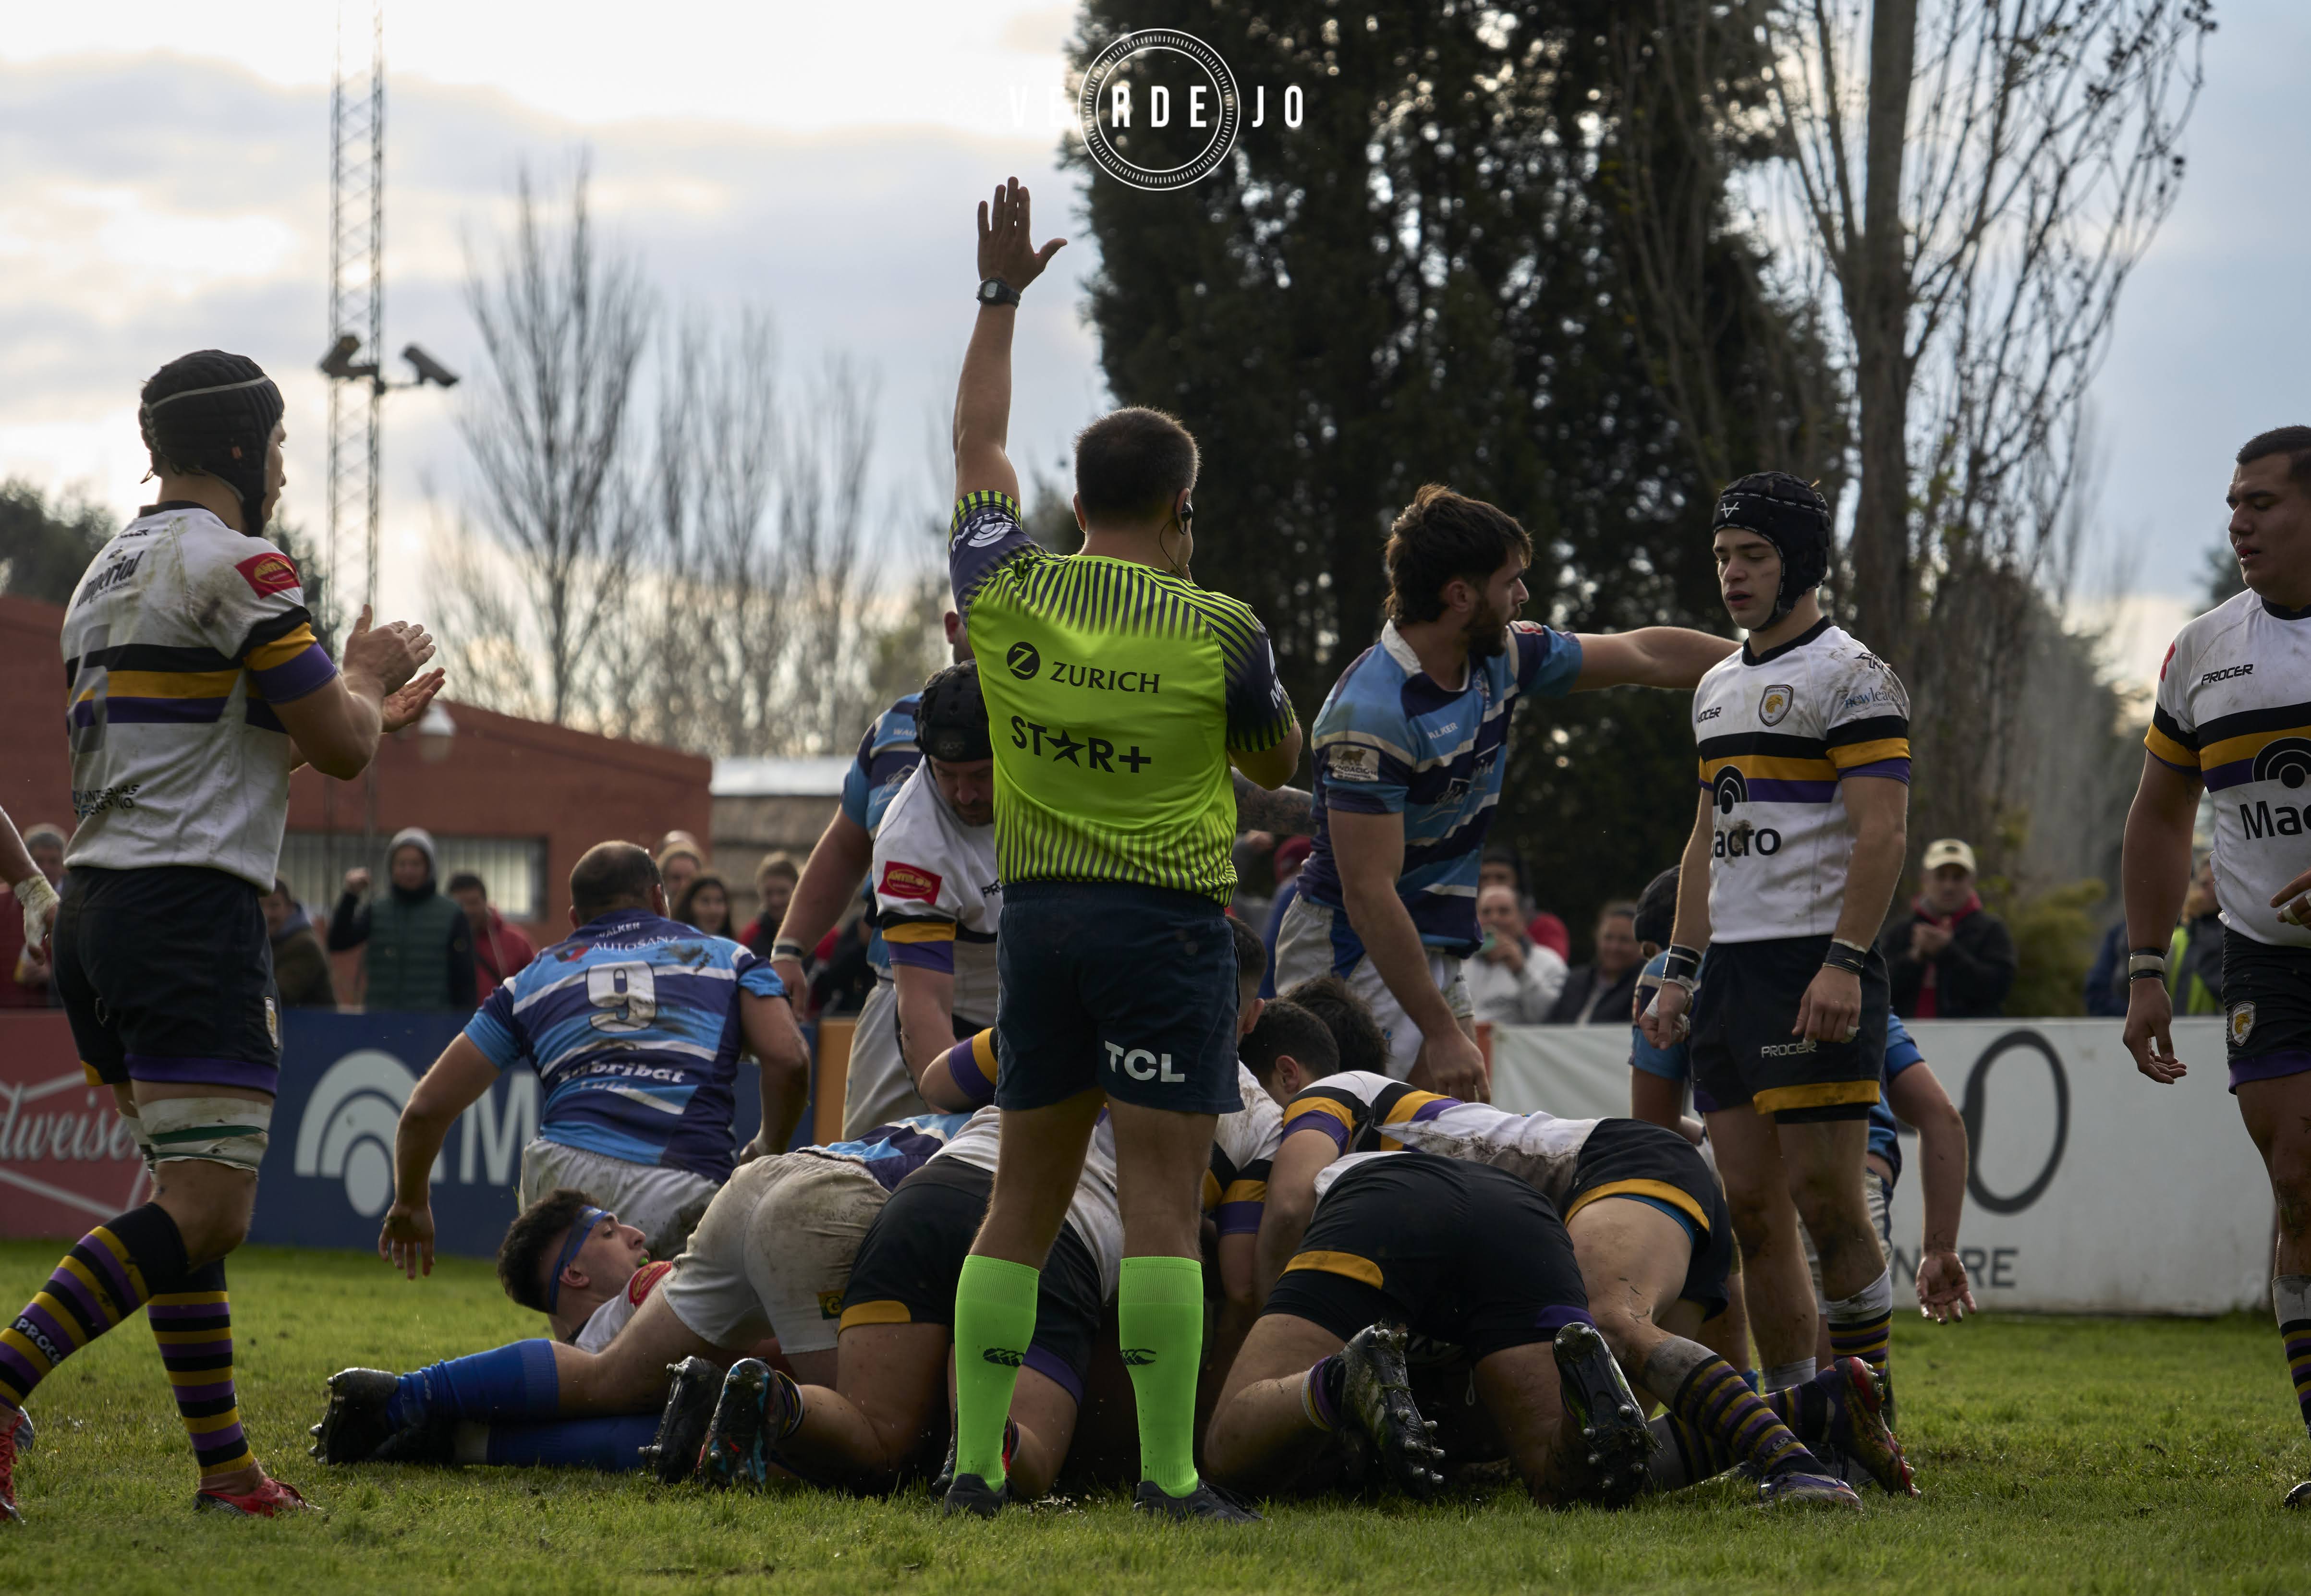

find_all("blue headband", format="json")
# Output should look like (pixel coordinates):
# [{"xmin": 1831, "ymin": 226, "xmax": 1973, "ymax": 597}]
[{"xmin": 545, "ymin": 1206, "xmax": 608, "ymax": 1317}]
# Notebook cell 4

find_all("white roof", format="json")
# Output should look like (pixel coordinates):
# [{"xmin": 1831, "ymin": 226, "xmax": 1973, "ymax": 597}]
[{"xmin": 710, "ymin": 756, "xmax": 851, "ymax": 798}]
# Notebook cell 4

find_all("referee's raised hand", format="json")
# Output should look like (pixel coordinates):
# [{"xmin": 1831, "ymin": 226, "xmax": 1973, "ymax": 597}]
[{"xmin": 977, "ymin": 177, "xmax": 1065, "ymax": 292}]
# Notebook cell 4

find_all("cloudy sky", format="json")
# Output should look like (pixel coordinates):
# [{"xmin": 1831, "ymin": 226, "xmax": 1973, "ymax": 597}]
[{"xmin": 1, "ymin": 1, "xmax": 2302, "ymax": 689}]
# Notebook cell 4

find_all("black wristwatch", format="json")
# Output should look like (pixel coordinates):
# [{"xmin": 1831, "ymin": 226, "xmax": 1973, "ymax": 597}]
[{"xmin": 976, "ymin": 278, "xmax": 1022, "ymax": 309}]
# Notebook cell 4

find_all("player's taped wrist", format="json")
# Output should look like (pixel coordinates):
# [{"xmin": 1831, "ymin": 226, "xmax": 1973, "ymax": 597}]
[
  {"xmin": 1820, "ymin": 938, "xmax": 1869, "ymax": 976},
  {"xmin": 1659, "ymin": 943, "xmax": 1703, "ymax": 992},
  {"xmin": 771, "ymin": 939, "xmax": 809, "ymax": 962},
  {"xmin": 14, "ymin": 872, "xmax": 57, "ymax": 946},
  {"xmin": 2128, "ymin": 948, "xmax": 2168, "ymax": 981}
]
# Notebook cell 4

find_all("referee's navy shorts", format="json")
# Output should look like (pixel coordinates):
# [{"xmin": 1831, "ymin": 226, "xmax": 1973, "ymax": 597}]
[{"xmin": 994, "ymin": 880, "xmax": 1243, "ymax": 1116}]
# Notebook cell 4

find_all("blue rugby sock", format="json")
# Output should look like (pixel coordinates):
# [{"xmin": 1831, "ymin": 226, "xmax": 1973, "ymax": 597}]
[
  {"xmin": 389, "ymin": 1339, "xmax": 560, "ymax": 1427},
  {"xmin": 482, "ymin": 1414, "xmax": 658, "ymax": 1471}
]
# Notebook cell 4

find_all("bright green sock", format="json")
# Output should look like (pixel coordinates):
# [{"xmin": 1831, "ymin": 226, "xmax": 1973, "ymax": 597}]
[
  {"xmin": 1118, "ymin": 1255, "xmax": 1205, "ymax": 1498},
  {"xmin": 951, "ymin": 1254, "xmax": 1040, "ymax": 1486}
]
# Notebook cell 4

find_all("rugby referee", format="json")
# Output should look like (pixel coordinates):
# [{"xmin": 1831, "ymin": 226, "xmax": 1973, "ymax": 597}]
[{"xmin": 941, "ymin": 179, "xmax": 1302, "ymax": 1522}]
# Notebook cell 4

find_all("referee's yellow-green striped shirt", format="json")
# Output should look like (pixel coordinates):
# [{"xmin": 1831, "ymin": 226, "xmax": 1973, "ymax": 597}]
[{"xmin": 949, "ymin": 491, "xmax": 1296, "ymax": 903}]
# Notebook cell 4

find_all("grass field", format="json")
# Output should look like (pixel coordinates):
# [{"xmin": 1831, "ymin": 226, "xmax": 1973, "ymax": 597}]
[{"xmin": 0, "ymin": 1242, "xmax": 2306, "ymax": 1595}]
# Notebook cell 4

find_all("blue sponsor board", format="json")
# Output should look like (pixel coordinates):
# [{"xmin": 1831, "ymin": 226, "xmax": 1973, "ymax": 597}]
[{"xmin": 249, "ymin": 1012, "xmax": 776, "ymax": 1258}]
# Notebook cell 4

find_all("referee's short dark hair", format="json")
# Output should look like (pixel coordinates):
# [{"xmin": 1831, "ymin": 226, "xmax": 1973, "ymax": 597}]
[
  {"xmin": 1074, "ymin": 406, "xmax": 1199, "ymax": 521},
  {"xmin": 570, "ymin": 842, "xmax": 660, "ymax": 922},
  {"xmin": 1240, "ymin": 999, "xmax": 1341, "ymax": 1092},
  {"xmin": 2237, "ymin": 426, "xmax": 2311, "ymax": 489},
  {"xmin": 1384, "ymin": 484, "xmax": 1533, "ymax": 624}
]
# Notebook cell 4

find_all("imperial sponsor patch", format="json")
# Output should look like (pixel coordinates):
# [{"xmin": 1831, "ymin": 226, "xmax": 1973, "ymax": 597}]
[
  {"xmin": 1328, "ymin": 744, "xmax": 1379, "ymax": 782},
  {"xmin": 235, "ymin": 551, "xmax": 300, "ymax": 597},
  {"xmin": 880, "ymin": 861, "xmax": 942, "ymax": 903}
]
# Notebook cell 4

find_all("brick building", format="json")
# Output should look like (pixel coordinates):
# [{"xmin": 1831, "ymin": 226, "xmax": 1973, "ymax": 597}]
[{"xmin": 1, "ymin": 593, "xmax": 716, "ymax": 965}]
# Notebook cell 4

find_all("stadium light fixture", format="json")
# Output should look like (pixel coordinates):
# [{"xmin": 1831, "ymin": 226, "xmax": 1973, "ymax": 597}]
[{"xmin": 401, "ymin": 343, "xmax": 460, "ymax": 388}]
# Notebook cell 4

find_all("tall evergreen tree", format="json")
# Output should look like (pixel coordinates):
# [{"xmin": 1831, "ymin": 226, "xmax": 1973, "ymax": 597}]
[{"xmin": 1069, "ymin": 1, "xmax": 1840, "ymax": 948}]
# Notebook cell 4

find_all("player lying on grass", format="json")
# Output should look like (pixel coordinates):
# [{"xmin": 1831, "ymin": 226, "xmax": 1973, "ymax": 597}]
[
  {"xmin": 672, "ymin": 959, "xmax": 1286, "ymax": 1503},
  {"xmin": 1226, "ymin": 1040, "xmax": 1899, "ymax": 1508},
  {"xmin": 313, "ymin": 1110, "xmax": 973, "ymax": 1469}
]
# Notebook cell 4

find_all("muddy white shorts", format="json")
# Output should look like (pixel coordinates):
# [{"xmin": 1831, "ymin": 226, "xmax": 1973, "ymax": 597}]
[{"xmin": 658, "ymin": 1151, "xmax": 894, "ymax": 1355}]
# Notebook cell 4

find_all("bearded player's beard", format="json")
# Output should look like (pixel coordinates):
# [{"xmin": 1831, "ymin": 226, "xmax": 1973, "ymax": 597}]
[{"xmin": 1462, "ymin": 596, "xmax": 1512, "ymax": 660}]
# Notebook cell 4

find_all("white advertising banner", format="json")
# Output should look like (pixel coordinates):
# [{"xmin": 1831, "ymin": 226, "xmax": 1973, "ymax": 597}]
[{"xmin": 1488, "ymin": 1018, "xmax": 2269, "ymax": 1315}]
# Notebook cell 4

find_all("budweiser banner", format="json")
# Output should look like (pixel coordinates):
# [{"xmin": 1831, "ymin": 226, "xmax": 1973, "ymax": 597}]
[{"xmin": 1, "ymin": 1012, "xmax": 770, "ymax": 1257}]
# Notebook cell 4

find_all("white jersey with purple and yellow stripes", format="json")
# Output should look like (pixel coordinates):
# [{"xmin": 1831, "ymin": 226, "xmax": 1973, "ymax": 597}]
[
  {"xmin": 1689, "ymin": 619, "xmax": 1910, "ymax": 943},
  {"xmin": 1284, "ymin": 1069, "xmax": 1603, "ymax": 1203},
  {"xmin": 60, "ymin": 503, "xmax": 340, "ymax": 890}
]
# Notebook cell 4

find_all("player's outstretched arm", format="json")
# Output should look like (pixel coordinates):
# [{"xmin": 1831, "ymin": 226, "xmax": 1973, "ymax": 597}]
[
  {"xmin": 275, "ymin": 605, "xmax": 436, "ymax": 779},
  {"xmin": 952, "ymin": 177, "xmax": 1064, "ymax": 505},
  {"xmin": 2121, "ymin": 751, "xmax": 2201, "ymax": 1084},
  {"xmin": 382, "ymin": 1035, "xmax": 499, "ymax": 1279},
  {"xmin": 739, "ymin": 990, "xmax": 812, "ymax": 1159},
  {"xmin": 1888, "ymin": 1062, "xmax": 1975, "ymax": 1321},
  {"xmin": 1569, "ymin": 627, "xmax": 1739, "ymax": 691},
  {"xmin": 1329, "ymin": 808, "xmax": 1489, "ymax": 1101},
  {"xmin": 1641, "ymin": 791, "xmax": 1717, "ymax": 1049}
]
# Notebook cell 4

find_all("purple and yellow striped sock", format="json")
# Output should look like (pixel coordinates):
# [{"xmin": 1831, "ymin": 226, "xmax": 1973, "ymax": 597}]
[
  {"xmin": 2275, "ymin": 1276, "xmax": 2311, "ymax": 1439},
  {"xmin": 1669, "ymin": 1354, "xmax": 1818, "ymax": 1480},
  {"xmin": 149, "ymin": 1261, "xmax": 253, "ymax": 1486},
  {"xmin": 1825, "ymin": 1268, "xmax": 1894, "ymax": 1389},
  {"xmin": 0, "ymin": 1206, "xmax": 187, "ymax": 1414},
  {"xmin": 2285, "ymin": 1319, "xmax": 2311, "ymax": 1437}
]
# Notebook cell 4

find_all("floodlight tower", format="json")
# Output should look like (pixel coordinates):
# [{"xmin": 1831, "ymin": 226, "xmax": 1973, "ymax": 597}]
[{"xmin": 324, "ymin": 0, "xmax": 385, "ymax": 609}]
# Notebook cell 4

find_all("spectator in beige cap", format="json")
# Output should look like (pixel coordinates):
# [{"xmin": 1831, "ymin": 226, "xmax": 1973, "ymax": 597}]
[{"xmin": 1876, "ymin": 838, "xmax": 2018, "ymax": 1018}]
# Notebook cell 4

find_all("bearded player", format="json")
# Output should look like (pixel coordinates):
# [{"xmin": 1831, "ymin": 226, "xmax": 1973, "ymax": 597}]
[{"xmin": 2, "ymin": 351, "xmax": 435, "ymax": 1522}]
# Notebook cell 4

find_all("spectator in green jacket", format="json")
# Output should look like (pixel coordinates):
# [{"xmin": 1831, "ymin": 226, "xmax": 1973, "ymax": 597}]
[{"xmin": 329, "ymin": 827, "xmax": 477, "ymax": 1011}]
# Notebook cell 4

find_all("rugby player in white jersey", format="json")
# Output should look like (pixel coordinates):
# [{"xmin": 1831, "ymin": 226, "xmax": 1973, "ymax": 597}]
[
  {"xmin": 2125, "ymin": 427, "xmax": 2311, "ymax": 1507},
  {"xmin": 1641, "ymin": 472, "xmax": 1911, "ymax": 1415},
  {"xmin": 0, "ymin": 351, "xmax": 437, "ymax": 1523},
  {"xmin": 845, "ymin": 662, "xmax": 1007, "ymax": 1129}
]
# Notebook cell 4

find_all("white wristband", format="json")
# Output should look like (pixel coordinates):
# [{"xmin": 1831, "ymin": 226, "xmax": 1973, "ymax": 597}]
[{"xmin": 14, "ymin": 873, "xmax": 59, "ymax": 949}]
